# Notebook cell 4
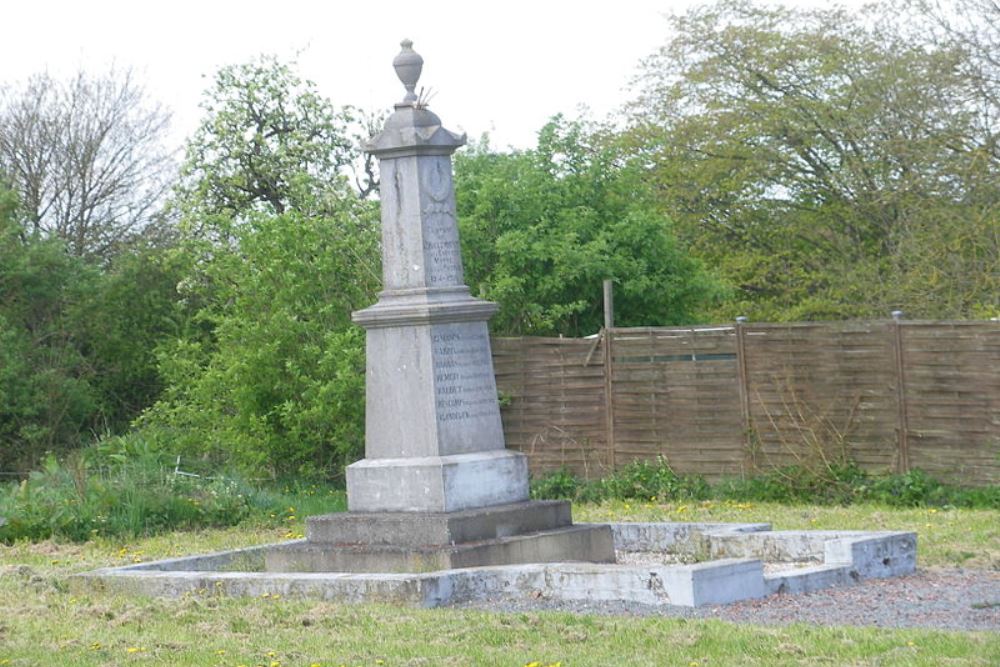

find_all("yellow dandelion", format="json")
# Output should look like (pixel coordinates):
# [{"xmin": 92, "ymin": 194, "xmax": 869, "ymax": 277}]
[{"xmin": 126, "ymin": 646, "xmax": 146, "ymax": 653}]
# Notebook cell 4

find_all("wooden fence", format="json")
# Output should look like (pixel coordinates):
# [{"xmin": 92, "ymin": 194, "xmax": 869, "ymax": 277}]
[{"xmin": 492, "ymin": 320, "xmax": 1000, "ymax": 486}]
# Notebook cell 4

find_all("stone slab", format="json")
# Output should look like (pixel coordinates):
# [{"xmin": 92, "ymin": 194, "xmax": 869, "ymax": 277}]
[
  {"xmin": 345, "ymin": 450, "xmax": 529, "ymax": 512},
  {"xmin": 77, "ymin": 521, "xmax": 919, "ymax": 608},
  {"xmin": 266, "ymin": 523, "xmax": 615, "ymax": 573},
  {"xmin": 609, "ymin": 521, "xmax": 771, "ymax": 557},
  {"xmin": 764, "ymin": 564, "xmax": 854, "ymax": 596},
  {"xmin": 307, "ymin": 499, "xmax": 572, "ymax": 547}
]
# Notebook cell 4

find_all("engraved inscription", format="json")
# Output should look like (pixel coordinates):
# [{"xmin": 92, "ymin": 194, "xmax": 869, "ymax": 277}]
[
  {"xmin": 432, "ymin": 330, "xmax": 498, "ymax": 424},
  {"xmin": 421, "ymin": 211, "xmax": 463, "ymax": 286},
  {"xmin": 421, "ymin": 159, "xmax": 464, "ymax": 286}
]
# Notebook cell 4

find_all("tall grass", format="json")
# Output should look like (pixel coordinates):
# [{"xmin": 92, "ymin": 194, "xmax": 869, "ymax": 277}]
[
  {"xmin": 531, "ymin": 458, "xmax": 1000, "ymax": 509},
  {"xmin": 0, "ymin": 433, "xmax": 345, "ymax": 543}
]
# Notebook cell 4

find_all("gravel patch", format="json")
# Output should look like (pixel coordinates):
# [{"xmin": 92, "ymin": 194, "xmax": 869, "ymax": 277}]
[{"xmin": 453, "ymin": 568, "xmax": 1000, "ymax": 632}]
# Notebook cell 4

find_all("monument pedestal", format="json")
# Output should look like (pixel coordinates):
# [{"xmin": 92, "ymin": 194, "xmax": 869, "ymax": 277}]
[
  {"xmin": 346, "ymin": 451, "xmax": 529, "ymax": 513},
  {"xmin": 285, "ymin": 40, "xmax": 615, "ymax": 574},
  {"xmin": 267, "ymin": 500, "xmax": 615, "ymax": 573}
]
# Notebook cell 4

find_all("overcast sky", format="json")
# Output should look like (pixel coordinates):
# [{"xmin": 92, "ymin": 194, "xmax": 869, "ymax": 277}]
[{"xmin": 3, "ymin": 1, "xmax": 868, "ymax": 152}]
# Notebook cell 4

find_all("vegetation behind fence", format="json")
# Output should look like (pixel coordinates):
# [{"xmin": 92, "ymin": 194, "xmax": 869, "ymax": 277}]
[{"xmin": 492, "ymin": 320, "xmax": 1000, "ymax": 486}]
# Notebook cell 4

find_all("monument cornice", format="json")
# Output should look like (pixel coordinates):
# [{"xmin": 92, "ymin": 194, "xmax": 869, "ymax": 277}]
[
  {"xmin": 364, "ymin": 120, "xmax": 467, "ymax": 158},
  {"xmin": 352, "ymin": 297, "xmax": 498, "ymax": 329}
]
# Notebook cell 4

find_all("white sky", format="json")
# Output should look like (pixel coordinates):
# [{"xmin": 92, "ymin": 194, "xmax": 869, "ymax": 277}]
[{"xmin": 2, "ymin": 1, "xmax": 869, "ymax": 152}]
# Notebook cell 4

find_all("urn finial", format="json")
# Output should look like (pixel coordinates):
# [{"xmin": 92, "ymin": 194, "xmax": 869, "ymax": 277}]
[{"xmin": 393, "ymin": 39, "xmax": 423, "ymax": 105}]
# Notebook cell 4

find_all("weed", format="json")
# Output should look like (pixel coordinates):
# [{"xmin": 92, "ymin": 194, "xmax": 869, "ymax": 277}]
[
  {"xmin": 0, "ymin": 442, "xmax": 345, "ymax": 543},
  {"xmin": 531, "ymin": 459, "xmax": 999, "ymax": 509}
]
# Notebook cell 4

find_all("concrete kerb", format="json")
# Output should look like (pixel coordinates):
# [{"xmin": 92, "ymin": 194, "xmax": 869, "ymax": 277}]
[{"xmin": 74, "ymin": 522, "xmax": 917, "ymax": 608}]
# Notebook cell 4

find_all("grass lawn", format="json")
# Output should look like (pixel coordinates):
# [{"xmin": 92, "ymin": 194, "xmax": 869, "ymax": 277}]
[{"xmin": 0, "ymin": 502, "xmax": 997, "ymax": 666}]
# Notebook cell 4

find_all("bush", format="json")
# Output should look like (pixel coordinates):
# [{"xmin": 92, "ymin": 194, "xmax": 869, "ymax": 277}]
[
  {"xmin": 530, "ymin": 460, "xmax": 1000, "ymax": 509},
  {"xmin": 0, "ymin": 186, "xmax": 188, "ymax": 474},
  {"xmin": 141, "ymin": 205, "xmax": 379, "ymax": 480},
  {"xmin": 0, "ymin": 436, "xmax": 346, "ymax": 543}
]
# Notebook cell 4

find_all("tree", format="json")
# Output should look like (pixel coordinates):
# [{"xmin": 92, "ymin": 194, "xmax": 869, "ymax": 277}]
[
  {"xmin": 142, "ymin": 204, "xmax": 379, "ymax": 478},
  {"xmin": 905, "ymin": 0, "xmax": 1000, "ymax": 122},
  {"xmin": 174, "ymin": 55, "xmax": 370, "ymax": 233},
  {"xmin": 0, "ymin": 182, "xmax": 190, "ymax": 473},
  {"xmin": 142, "ymin": 57, "xmax": 382, "ymax": 478},
  {"xmin": 0, "ymin": 68, "xmax": 174, "ymax": 259},
  {"xmin": 454, "ymin": 118, "xmax": 724, "ymax": 336},
  {"xmin": 0, "ymin": 184, "xmax": 97, "ymax": 471},
  {"xmin": 626, "ymin": 0, "xmax": 999, "ymax": 320}
]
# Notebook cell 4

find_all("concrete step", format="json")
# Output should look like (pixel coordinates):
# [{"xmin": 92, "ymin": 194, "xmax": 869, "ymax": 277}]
[
  {"xmin": 268, "ymin": 523, "xmax": 615, "ymax": 573},
  {"xmin": 306, "ymin": 500, "xmax": 573, "ymax": 547}
]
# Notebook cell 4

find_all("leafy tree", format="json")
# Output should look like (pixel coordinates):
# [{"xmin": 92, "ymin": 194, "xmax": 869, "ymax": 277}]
[
  {"xmin": 141, "ymin": 204, "xmax": 378, "ymax": 478},
  {"xmin": 0, "ymin": 183, "xmax": 189, "ymax": 472},
  {"xmin": 0, "ymin": 185, "xmax": 97, "ymax": 470},
  {"xmin": 174, "ymin": 55, "xmax": 370, "ymax": 233},
  {"xmin": 142, "ymin": 57, "xmax": 381, "ymax": 478},
  {"xmin": 626, "ymin": 0, "xmax": 999, "ymax": 320},
  {"xmin": 905, "ymin": 0, "xmax": 1000, "ymax": 119},
  {"xmin": 454, "ymin": 117, "xmax": 724, "ymax": 336},
  {"xmin": 0, "ymin": 68, "xmax": 174, "ymax": 259}
]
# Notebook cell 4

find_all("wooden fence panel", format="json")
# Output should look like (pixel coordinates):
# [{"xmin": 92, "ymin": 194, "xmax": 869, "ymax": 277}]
[
  {"xmin": 742, "ymin": 322, "xmax": 899, "ymax": 473},
  {"xmin": 609, "ymin": 327, "xmax": 745, "ymax": 479},
  {"xmin": 492, "ymin": 320, "xmax": 999, "ymax": 486},
  {"xmin": 901, "ymin": 322, "xmax": 1000, "ymax": 485},
  {"xmin": 492, "ymin": 336, "xmax": 607, "ymax": 476}
]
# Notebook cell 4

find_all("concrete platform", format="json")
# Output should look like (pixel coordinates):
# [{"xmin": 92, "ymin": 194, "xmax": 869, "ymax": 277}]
[
  {"xmin": 306, "ymin": 500, "xmax": 572, "ymax": 546},
  {"xmin": 267, "ymin": 523, "xmax": 615, "ymax": 573},
  {"xmin": 271, "ymin": 500, "xmax": 614, "ymax": 572},
  {"xmin": 76, "ymin": 521, "xmax": 917, "ymax": 608}
]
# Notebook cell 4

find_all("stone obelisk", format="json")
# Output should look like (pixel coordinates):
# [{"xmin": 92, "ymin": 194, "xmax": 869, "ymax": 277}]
[
  {"xmin": 267, "ymin": 41, "xmax": 613, "ymax": 573},
  {"xmin": 345, "ymin": 40, "xmax": 529, "ymax": 513}
]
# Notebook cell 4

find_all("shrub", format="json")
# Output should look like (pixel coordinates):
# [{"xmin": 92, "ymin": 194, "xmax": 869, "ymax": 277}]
[
  {"xmin": 0, "ymin": 436, "xmax": 346, "ymax": 543},
  {"xmin": 530, "ymin": 459, "xmax": 999, "ymax": 509}
]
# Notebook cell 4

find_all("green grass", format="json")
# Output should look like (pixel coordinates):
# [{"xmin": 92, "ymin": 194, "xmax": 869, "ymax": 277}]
[
  {"xmin": 0, "ymin": 448, "xmax": 347, "ymax": 544},
  {"xmin": 1, "ymin": 504, "xmax": 998, "ymax": 666}
]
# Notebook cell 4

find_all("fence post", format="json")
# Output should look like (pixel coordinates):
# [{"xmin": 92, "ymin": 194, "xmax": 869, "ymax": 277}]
[
  {"xmin": 602, "ymin": 279, "xmax": 616, "ymax": 471},
  {"xmin": 890, "ymin": 310, "xmax": 910, "ymax": 474},
  {"xmin": 734, "ymin": 316, "xmax": 755, "ymax": 475}
]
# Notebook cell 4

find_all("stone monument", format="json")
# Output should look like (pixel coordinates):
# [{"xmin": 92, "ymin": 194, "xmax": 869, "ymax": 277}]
[
  {"xmin": 266, "ymin": 40, "xmax": 614, "ymax": 573},
  {"xmin": 80, "ymin": 42, "xmax": 918, "ymax": 608}
]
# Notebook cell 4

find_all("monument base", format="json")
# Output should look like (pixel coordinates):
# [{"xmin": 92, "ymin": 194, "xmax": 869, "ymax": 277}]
[
  {"xmin": 265, "ymin": 500, "xmax": 616, "ymax": 573},
  {"xmin": 345, "ymin": 450, "xmax": 530, "ymax": 513}
]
